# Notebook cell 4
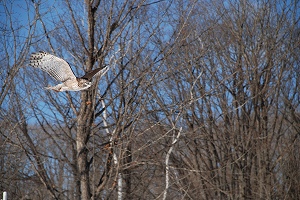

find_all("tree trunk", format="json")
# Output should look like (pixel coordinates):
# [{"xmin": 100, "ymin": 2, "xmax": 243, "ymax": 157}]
[{"xmin": 76, "ymin": 92, "xmax": 94, "ymax": 199}]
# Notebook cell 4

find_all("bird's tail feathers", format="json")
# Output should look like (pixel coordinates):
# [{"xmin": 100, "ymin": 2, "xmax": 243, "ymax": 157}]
[{"xmin": 97, "ymin": 66, "xmax": 110, "ymax": 78}]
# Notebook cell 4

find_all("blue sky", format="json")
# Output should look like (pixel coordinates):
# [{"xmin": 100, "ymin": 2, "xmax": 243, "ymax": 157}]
[{"xmin": 1, "ymin": 1, "xmax": 35, "ymax": 27}]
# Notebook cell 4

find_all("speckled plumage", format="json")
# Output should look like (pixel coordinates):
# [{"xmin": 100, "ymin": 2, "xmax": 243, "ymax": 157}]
[{"xmin": 29, "ymin": 51, "xmax": 109, "ymax": 92}]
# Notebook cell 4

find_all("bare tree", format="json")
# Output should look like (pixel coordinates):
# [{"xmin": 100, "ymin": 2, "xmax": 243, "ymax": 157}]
[
  {"xmin": 151, "ymin": 0, "xmax": 300, "ymax": 199},
  {"xmin": 0, "ymin": 1, "xmax": 42, "ymax": 199},
  {"xmin": 8, "ymin": 0, "xmax": 174, "ymax": 199},
  {"xmin": 1, "ymin": 0, "xmax": 300, "ymax": 199}
]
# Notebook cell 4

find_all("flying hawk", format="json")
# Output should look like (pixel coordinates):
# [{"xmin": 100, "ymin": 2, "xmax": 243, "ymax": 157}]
[{"xmin": 29, "ymin": 51, "xmax": 109, "ymax": 92}]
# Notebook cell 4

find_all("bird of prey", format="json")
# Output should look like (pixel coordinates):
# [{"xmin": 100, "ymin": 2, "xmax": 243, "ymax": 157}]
[{"xmin": 29, "ymin": 51, "xmax": 109, "ymax": 92}]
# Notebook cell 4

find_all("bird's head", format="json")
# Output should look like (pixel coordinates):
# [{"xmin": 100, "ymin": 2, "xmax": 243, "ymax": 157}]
[{"xmin": 77, "ymin": 78, "xmax": 92, "ymax": 90}]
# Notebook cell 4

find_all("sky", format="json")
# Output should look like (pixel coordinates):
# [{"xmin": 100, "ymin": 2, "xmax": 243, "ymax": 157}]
[{"xmin": 1, "ymin": 1, "xmax": 35, "ymax": 27}]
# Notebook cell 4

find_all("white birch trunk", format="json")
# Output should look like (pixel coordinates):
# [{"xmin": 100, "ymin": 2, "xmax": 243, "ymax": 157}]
[
  {"xmin": 3, "ymin": 191, "xmax": 7, "ymax": 200},
  {"xmin": 101, "ymin": 99, "xmax": 123, "ymax": 200},
  {"xmin": 163, "ymin": 127, "xmax": 182, "ymax": 200}
]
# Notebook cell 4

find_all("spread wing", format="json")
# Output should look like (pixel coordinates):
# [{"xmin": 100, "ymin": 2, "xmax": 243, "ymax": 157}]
[
  {"xmin": 29, "ymin": 51, "xmax": 76, "ymax": 82},
  {"xmin": 81, "ymin": 66, "xmax": 109, "ymax": 81}
]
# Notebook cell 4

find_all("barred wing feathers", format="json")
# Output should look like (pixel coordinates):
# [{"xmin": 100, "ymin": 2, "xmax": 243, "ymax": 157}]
[{"xmin": 29, "ymin": 51, "xmax": 76, "ymax": 82}]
